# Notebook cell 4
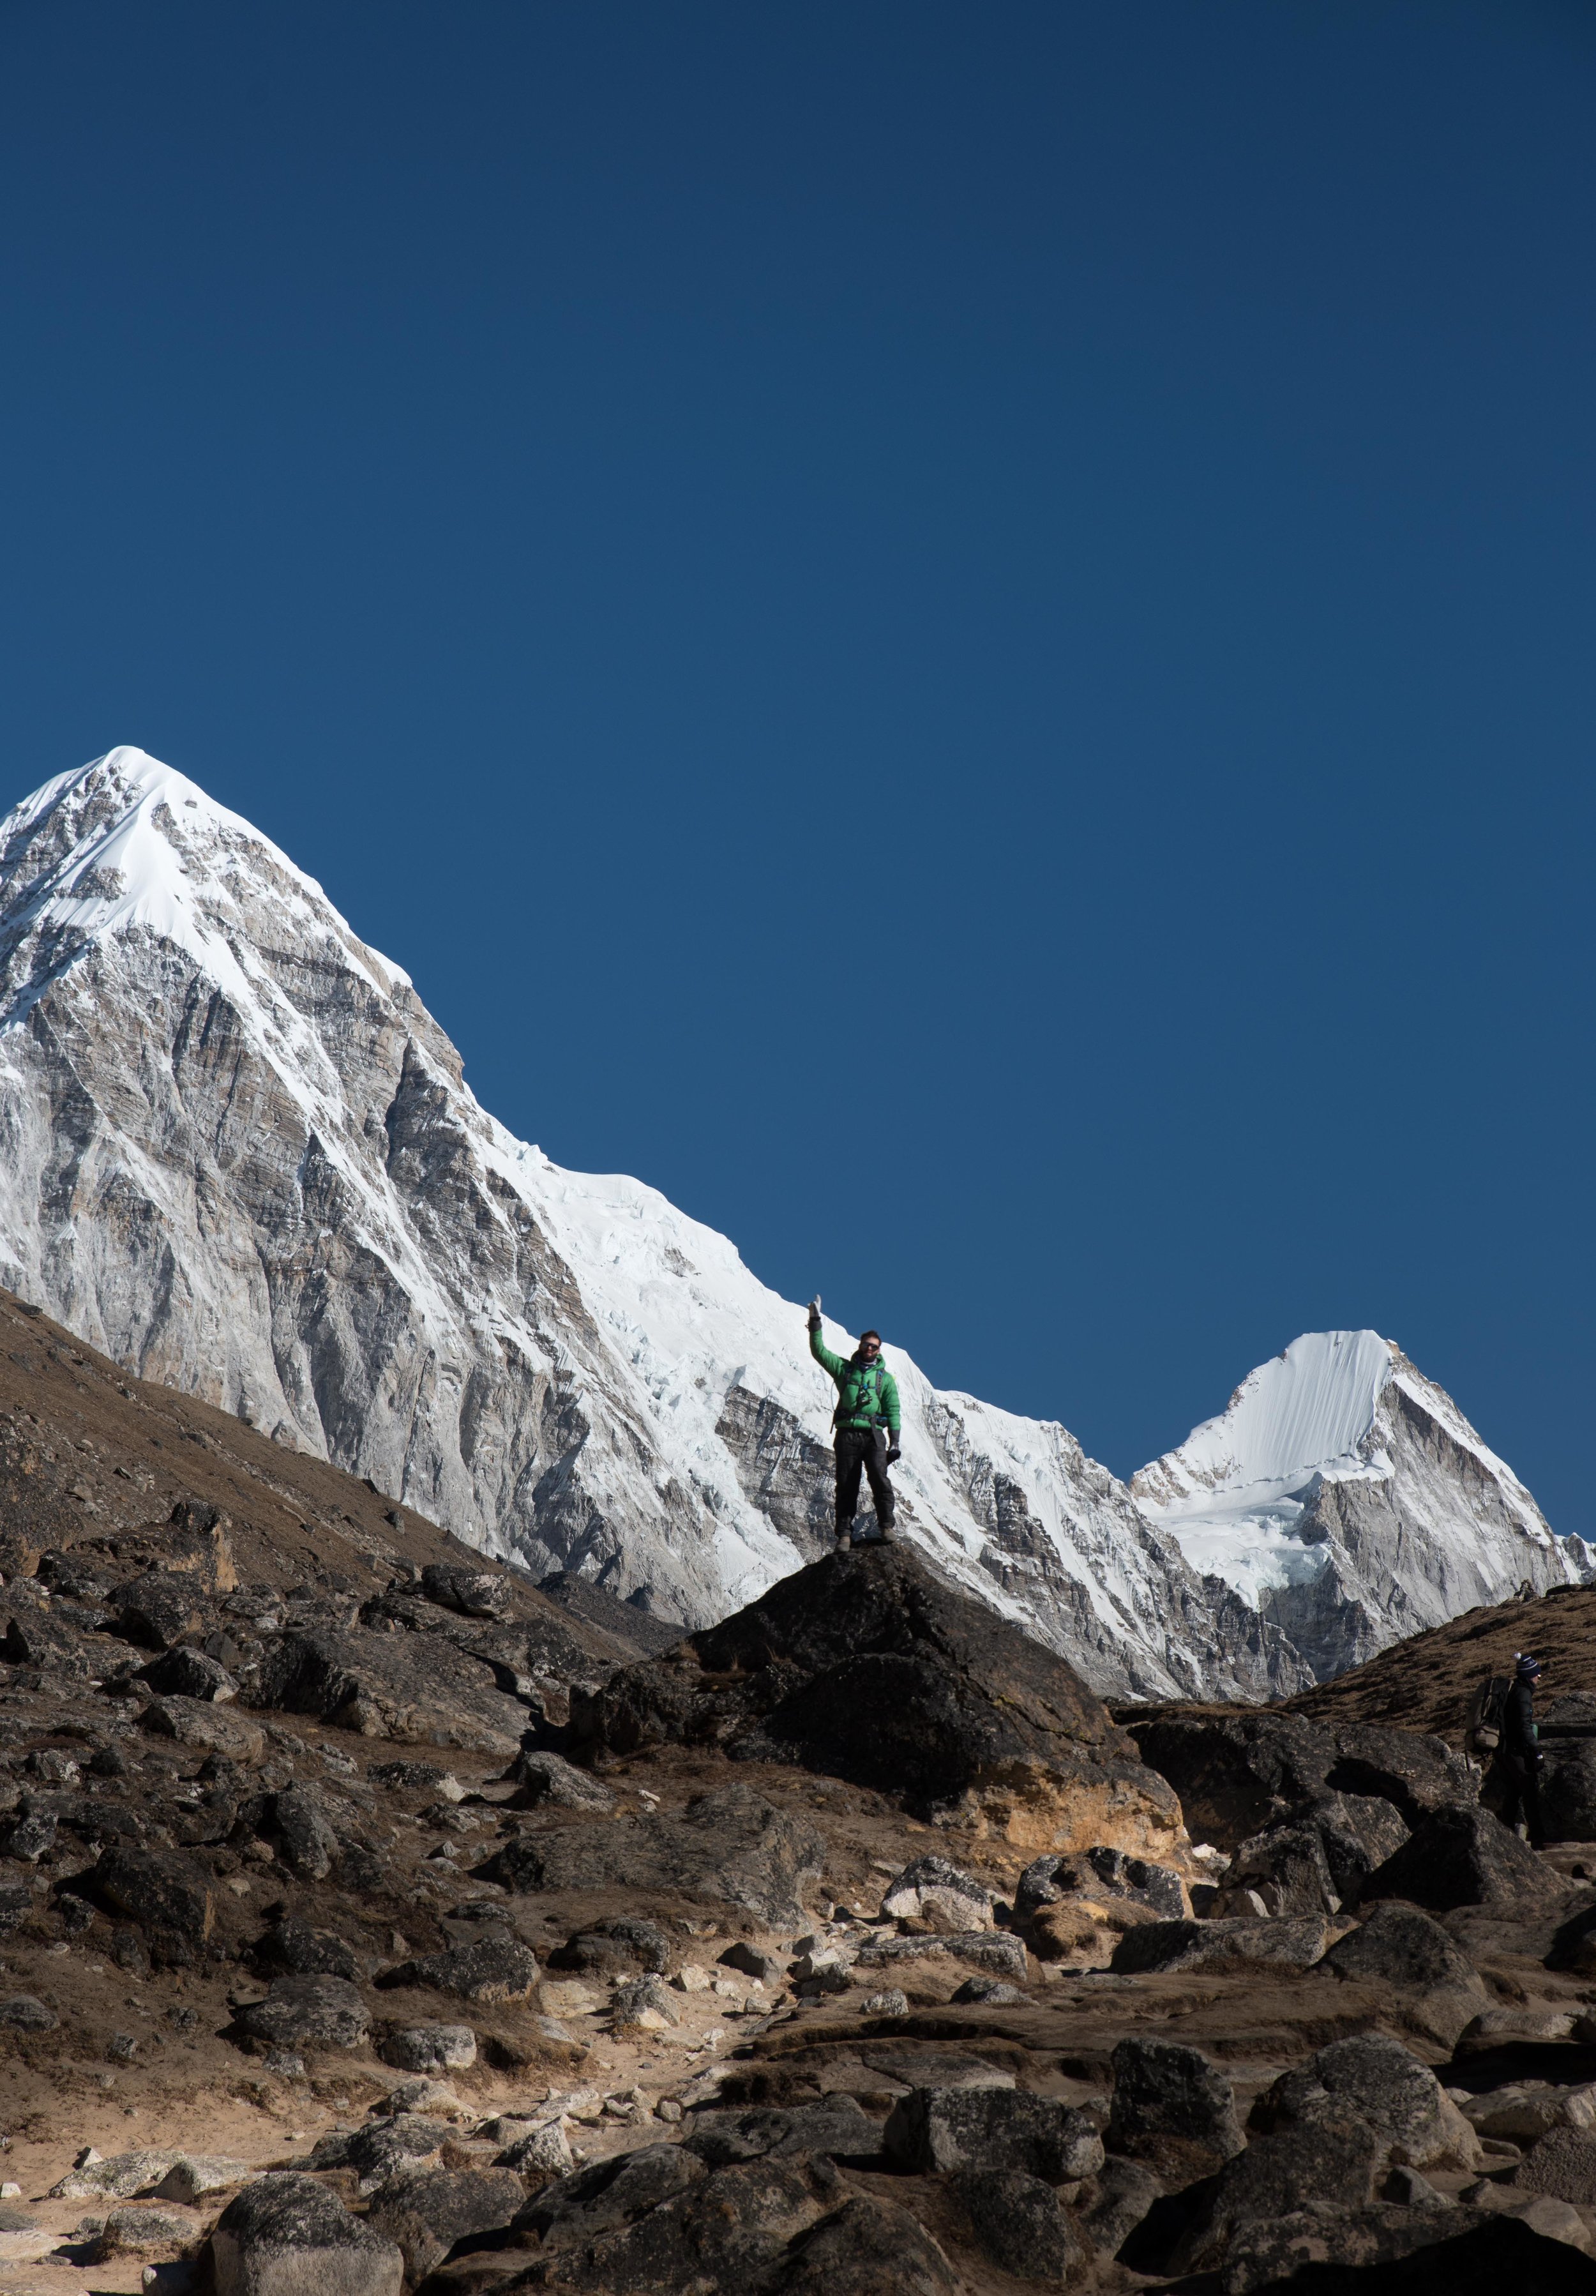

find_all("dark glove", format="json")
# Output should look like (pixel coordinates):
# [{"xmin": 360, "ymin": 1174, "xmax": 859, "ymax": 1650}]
[
  {"xmin": 886, "ymin": 1444, "xmax": 901, "ymax": 1465},
  {"xmin": 806, "ymin": 1295, "xmax": 822, "ymax": 1332}
]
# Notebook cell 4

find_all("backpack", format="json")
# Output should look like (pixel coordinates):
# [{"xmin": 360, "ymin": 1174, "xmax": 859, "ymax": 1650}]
[
  {"xmin": 833, "ymin": 1359, "xmax": 887, "ymax": 1429},
  {"xmin": 1468, "ymin": 1672, "xmax": 1510, "ymax": 1755}
]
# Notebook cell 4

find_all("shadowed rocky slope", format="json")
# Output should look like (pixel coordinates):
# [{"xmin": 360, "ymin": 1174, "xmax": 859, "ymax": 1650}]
[{"xmin": 0, "ymin": 1302, "xmax": 1595, "ymax": 2286}]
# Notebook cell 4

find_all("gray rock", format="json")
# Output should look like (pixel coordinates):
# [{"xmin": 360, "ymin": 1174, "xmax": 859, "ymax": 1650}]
[
  {"xmin": 0, "ymin": 1882, "xmax": 32, "ymax": 1931},
  {"xmin": 949, "ymin": 1976, "xmax": 1026, "ymax": 2004},
  {"xmin": 884, "ymin": 2085, "xmax": 1104, "ymax": 2181},
  {"xmin": 1110, "ymin": 1914, "xmax": 1328, "ymax": 1976},
  {"xmin": 340, "ymin": 2115, "xmax": 453, "ymax": 2193},
  {"xmin": 1297, "ymin": 1788, "xmax": 1412, "ymax": 1899},
  {"xmin": 684, "ymin": 2100, "xmax": 883, "ymax": 2165},
  {"xmin": 1106, "ymin": 2037, "xmax": 1244, "ymax": 2178},
  {"xmin": 364, "ymin": 2167, "xmax": 524, "ymax": 2283},
  {"xmin": 878, "ymin": 1856, "xmax": 993, "ymax": 1930},
  {"xmin": 1175, "ymin": 2110, "xmax": 1383, "ymax": 2274},
  {"xmin": 481, "ymin": 1784, "xmax": 825, "ymax": 1930},
  {"xmin": 718, "ymin": 1940, "xmax": 782, "ymax": 1985},
  {"xmin": 92, "ymin": 2202, "xmax": 202, "ymax": 2258},
  {"xmin": 507, "ymin": 1751, "xmax": 614, "ymax": 1811},
  {"xmin": 498, "ymin": 2120, "xmax": 573, "ymax": 2176},
  {"xmin": 265, "ymin": 1787, "xmax": 342, "ymax": 1880},
  {"xmin": 1514, "ymin": 2126, "xmax": 1596, "ymax": 2203},
  {"xmin": 0, "ymin": 1799, "xmax": 56, "ymax": 1862},
  {"xmin": 139, "ymin": 1646, "xmax": 236, "ymax": 1702},
  {"xmin": 419, "ymin": 1564, "xmax": 509, "ymax": 1620},
  {"xmin": 236, "ymin": 1975, "xmax": 370, "ymax": 2051},
  {"xmin": 1016, "ymin": 1845, "xmax": 1185, "ymax": 1922},
  {"xmin": 1359, "ymin": 1801, "xmax": 1571, "ymax": 1913},
  {"xmin": 553, "ymin": 1917, "xmax": 672, "ymax": 1977},
  {"xmin": 952, "ymin": 2167, "xmax": 1085, "ymax": 2281},
  {"xmin": 1125, "ymin": 1711, "xmax": 1473, "ymax": 1850},
  {"xmin": 0, "ymin": 1995, "xmax": 56, "ymax": 2031},
  {"xmin": 1074, "ymin": 2156, "xmax": 1162, "ymax": 2259},
  {"xmin": 1226, "ymin": 1821, "xmax": 1339, "ymax": 1916},
  {"xmin": 861, "ymin": 1988, "xmax": 908, "ymax": 2016},
  {"xmin": 1255, "ymin": 2032, "xmax": 1482, "ymax": 2170},
  {"xmin": 1320, "ymin": 1900, "xmax": 1489, "ymax": 2048},
  {"xmin": 1216, "ymin": 2200, "xmax": 1488, "ymax": 2293},
  {"xmin": 379, "ymin": 1938, "xmax": 539, "ymax": 2004},
  {"xmin": 855, "ymin": 1930, "xmax": 1029, "ymax": 1979},
  {"xmin": 79, "ymin": 1845, "xmax": 215, "ymax": 1963},
  {"xmin": 209, "ymin": 2171, "xmax": 403, "ymax": 2295},
  {"xmin": 612, "ymin": 1974, "xmax": 681, "ymax": 2032},
  {"xmin": 379, "ymin": 2023, "xmax": 476, "ymax": 2073},
  {"xmin": 255, "ymin": 1918, "xmax": 359, "ymax": 1981}
]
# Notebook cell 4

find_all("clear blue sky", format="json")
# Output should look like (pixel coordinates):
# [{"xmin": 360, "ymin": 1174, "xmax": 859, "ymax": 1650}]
[{"xmin": 3, "ymin": 4, "xmax": 1592, "ymax": 1526}]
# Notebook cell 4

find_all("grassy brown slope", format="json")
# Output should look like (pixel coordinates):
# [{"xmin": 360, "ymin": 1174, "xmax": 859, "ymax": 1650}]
[
  {"xmin": 1274, "ymin": 1583, "xmax": 1596, "ymax": 1743},
  {"xmin": 0, "ymin": 1283, "xmax": 640, "ymax": 1664}
]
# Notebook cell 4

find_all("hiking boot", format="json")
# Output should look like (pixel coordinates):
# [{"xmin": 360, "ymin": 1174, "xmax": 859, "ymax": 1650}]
[
  {"xmin": 834, "ymin": 1527, "xmax": 853, "ymax": 1552},
  {"xmin": 876, "ymin": 1523, "xmax": 896, "ymax": 1545}
]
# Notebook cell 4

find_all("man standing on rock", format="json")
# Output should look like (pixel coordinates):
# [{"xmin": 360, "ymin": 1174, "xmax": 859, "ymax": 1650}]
[
  {"xmin": 1502, "ymin": 1652, "xmax": 1548, "ymax": 1850},
  {"xmin": 806, "ymin": 1297, "xmax": 901, "ymax": 1549}
]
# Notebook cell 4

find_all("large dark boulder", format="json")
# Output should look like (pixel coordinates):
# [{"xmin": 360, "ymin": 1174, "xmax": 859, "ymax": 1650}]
[
  {"xmin": 78, "ymin": 1846, "xmax": 214, "ymax": 1965},
  {"xmin": 235, "ymin": 1974, "xmax": 371, "ymax": 2051},
  {"xmin": 364, "ymin": 2167, "xmax": 523, "ymax": 2285},
  {"xmin": 1227, "ymin": 1820, "xmax": 1339, "ymax": 1915},
  {"xmin": 949, "ymin": 2168, "xmax": 1085, "ymax": 2282},
  {"xmin": 1251, "ymin": 2034, "xmax": 1480, "ymax": 2170},
  {"xmin": 1320, "ymin": 1901, "xmax": 1488, "ymax": 2049},
  {"xmin": 570, "ymin": 1545, "xmax": 1182, "ymax": 1848},
  {"xmin": 1106, "ymin": 2038, "xmax": 1244, "ymax": 2180},
  {"xmin": 1174, "ymin": 2110, "xmax": 1383, "ymax": 2276},
  {"xmin": 684, "ymin": 2101, "xmax": 884, "ymax": 2166},
  {"xmin": 1358, "ymin": 1802, "xmax": 1570, "ymax": 1913},
  {"xmin": 378, "ymin": 1938, "xmax": 540, "ymax": 2005},
  {"xmin": 209, "ymin": 2172, "xmax": 402, "ymax": 2296},
  {"xmin": 1297, "ymin": 1790, "xmax": 1412, "ymax": 1901},
  {"xmin": 1110, "ymin": 1914, "xmax": 1328, "ymax": 1976},
  {"xmin": 249, "ymin": 1625, "xmax": 528, "ymax": 1753},
  {"xmin": 1123, "ymin": 1710, "xmax": 1472, "ymax": 1851},
  {"xmin": 883, "ymin": 2085, "xmax": 1103, "ymax": 2180},
  {"xmin": 478, "ymin": 1784, "xmax": 825, "ymax": 1928}
]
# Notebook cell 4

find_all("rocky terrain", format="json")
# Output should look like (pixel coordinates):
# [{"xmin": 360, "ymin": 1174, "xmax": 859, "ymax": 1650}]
[
  {"xmin": 0, "ymin": 748, "xmax": 1576, "ymax": 1703},
  {"xmin": 0, "ymin": 1288, "xmax": 1594, "ymax": 2289}
]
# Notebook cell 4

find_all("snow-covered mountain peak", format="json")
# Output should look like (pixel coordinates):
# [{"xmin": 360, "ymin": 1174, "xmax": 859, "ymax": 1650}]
[
  {"xmin": 0, "ymin": 745, "xmax": 412, "ymax": 1031},
  {"xmin": 1133, "ymin": 1328, "xmax": 1587, "ymax": 1677},
  {"xmin": 1133, "ymin": 1330, "xmax": 1398, "ymax": 1514}
]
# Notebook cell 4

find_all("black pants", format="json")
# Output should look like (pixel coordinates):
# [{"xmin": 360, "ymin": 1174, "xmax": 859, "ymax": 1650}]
[
  {"xmin": 1501, "ymin": 1753, "xmax": 1546, "ymax": 1847},
  {"xmin": 834, "ymin": 1426, "xmax": 894, "ymax": 1532}
]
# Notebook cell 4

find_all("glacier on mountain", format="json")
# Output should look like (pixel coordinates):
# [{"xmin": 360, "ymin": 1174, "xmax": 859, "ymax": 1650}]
[
  {"xmin": 1134, "ymin": 1330, "xmax": 1591, "ymax": 1678},
  {"xmin": 0, "ymin": 748, "xmax": 1576, "ymax": 1696}
]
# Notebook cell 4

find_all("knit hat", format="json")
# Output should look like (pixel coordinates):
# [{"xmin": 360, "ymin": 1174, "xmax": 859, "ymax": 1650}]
[{"xmin": 1515, "ymin": 1652, "xmax": 1544, "ymax": 1682}]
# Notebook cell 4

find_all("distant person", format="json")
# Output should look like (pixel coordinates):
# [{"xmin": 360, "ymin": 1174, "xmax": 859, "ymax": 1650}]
[
  {"xmin": 1502, "ymin": 1652, "xmax": 1547, "ymax": 1850},
  {"xmin": 806, "ymin": 1296, "xmax": 901, "ymax": 1549}
]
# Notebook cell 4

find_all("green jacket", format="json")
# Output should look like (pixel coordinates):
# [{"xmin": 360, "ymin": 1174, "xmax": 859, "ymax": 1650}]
[{"xmin": 810, "ymin": 1328, "xmax": 901, "ymax": 1435}]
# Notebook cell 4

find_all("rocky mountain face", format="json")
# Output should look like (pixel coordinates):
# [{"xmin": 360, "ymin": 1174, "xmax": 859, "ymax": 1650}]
[
  {"xmin": 0, "ymin": 750, "xmax": 1574, "ymax": 1699},
  {"xmin": 1133, "ymin": 1331, "xmax": 1590, "ymax": 1681}
]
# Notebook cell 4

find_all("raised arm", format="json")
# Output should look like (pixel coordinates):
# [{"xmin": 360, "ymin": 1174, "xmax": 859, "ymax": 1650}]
[{"xmin": 806, "ymin": 1296, "xmax": 847, "ymax": 1382}]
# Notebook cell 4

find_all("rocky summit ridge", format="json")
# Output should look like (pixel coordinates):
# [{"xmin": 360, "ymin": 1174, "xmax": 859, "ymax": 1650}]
[{"xmin": 0, "ymin": 747, "xmax": 1576, "ymax": 1701}]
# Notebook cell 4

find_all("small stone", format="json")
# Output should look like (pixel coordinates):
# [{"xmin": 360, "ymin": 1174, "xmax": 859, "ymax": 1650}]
[
  {"xmin": 862, "ymin": 1988, "xmax": 908, "ymax": 2016},
  {"xmin": 497, "ymin": 2120, "xmax": 573, "ymax": 2175}
]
